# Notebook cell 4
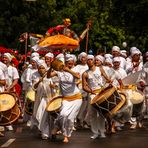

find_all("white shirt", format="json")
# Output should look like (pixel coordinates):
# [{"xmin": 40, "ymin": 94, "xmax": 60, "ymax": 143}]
[
  {"xmin": 0, "ymin": 69, "xmax": 5, "ymax": 92},
  {"xmin": 112, "ymin": 68, "xmax": 127, "ymax": 86},
  {"xmin": 56, "ymin": 69, "xmax": 80, "ymax": 97},
  {"xmin": 125, "ymin": 60, "xmax": 143, "ymax": 75},
  {"xmin": 86, "ymin": 67, "xmax": 103, "ymax": 91},
  {"xmin": 74, "ymin": 64, "xmax": 88, "ymax": 79},
  {"xmin": 25, "ymin": 67, "xmax": 39, "ymax": 88},
  {"xmin": 6, "ymin": 65, "xmax": 19, "ymax": 87},
  {"xmin": 73, "ymin": 64, "xmax": 88, "ymax": 97}
]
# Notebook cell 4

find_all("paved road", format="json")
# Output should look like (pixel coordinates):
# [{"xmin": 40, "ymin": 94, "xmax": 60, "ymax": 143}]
[{"xmin": 1, "ymin": 120, "xmax": 148, "ymax": 148}]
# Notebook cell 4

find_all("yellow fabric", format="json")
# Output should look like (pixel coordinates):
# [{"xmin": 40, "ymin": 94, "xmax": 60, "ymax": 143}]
[
  {"xmin": 118, "ymin": 85, "xmax": 137, "ymax": 91},
  {"xmin": 38, "ymin": 34, "xmax": 79, "ymax": 49},
  {"xmin": 92, "ymin": 87, "xmax": 104, "ymax": 94},
  {"xmin": 63, "ymin": 93, "xmax": 82, "ymax": 101}
]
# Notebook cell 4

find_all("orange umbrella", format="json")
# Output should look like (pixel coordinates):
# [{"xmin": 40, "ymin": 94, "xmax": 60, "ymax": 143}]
[{"xmin": 38, "ymin": 34, "xmax": 79, "ymax": 50}]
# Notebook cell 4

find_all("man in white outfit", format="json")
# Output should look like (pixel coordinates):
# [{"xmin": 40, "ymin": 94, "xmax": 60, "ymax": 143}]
[
  {"xmin": 111, "ymin": 46, "xmax": 126, "ymax": 70},
  {"xmin": 82, "ymin": 55, "xmax": 106, "ymax": 139},
  {"xmin": 75, "ymin": 52, "xmax": 89, "ymax": 128},
  {"xmin": 3, "ymin": 53, "xmax": 19, "ymax": 131}
]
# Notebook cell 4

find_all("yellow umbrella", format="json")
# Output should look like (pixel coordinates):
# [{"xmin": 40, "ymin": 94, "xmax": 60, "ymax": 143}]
[{"xmin": 38, "ymin": 34, "xmax": 79, "ymax": 50}]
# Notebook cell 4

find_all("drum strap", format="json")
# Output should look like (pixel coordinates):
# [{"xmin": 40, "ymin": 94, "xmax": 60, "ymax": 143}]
[
  {"xmin": 99, "ymin": 66, "xmax": 111, "ymax": 83},
  {"xmin": 63, "ymin": 93, "xmax": 82, "ymax": 101},
  {"xmin": 120, "ymin": 85, "xmax": 137, "ymax": 90},
  {"xmin": 90, "ymin": 88, "xmax": 103, "ymax": 95}
]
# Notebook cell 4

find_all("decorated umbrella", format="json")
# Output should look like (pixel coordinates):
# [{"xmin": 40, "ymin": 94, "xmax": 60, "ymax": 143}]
[{"xmin": 38, "ymin": 34, "xmax": 79, "ymax": 51}]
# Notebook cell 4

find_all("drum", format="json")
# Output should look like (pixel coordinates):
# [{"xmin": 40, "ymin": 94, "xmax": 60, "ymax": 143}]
[
  {"xmin": 46, "ymin": 96, "xmax": 62, "ymax": 117},
  {"xmin": 51, "ymin": 59, "xmax": 64, "ymax": 71},
  {"xmin": 91, "ymin": 86, "xmax": 126, "ymax": 117},
  {"xmin": 0, "ymin": 92, "xmax": 20, "ymax": 126},
  {"xmin": 129, "ymin": 90, "xmax": 144, "ymax": 104},
  {"xmin": 26, "ymin": 89, "xmax": 35, "ymax": 102},
  {"xmin": 24, "ymin": 99, "xmax": 34, "ymax": 115},
  {"xmin": 120, "ymin": 85, "xmax": 144, "ymax": 118},
  {"xmin": 24, "ymin": 89, "xmax": 35, "ymax": 115},
  {"xmin": 120, "ymin": 85, "xmax": 144, "ymax": 104}
]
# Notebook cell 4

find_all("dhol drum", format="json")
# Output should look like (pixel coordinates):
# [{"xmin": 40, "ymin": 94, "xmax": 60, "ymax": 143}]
[
  {"xmin": 120, "ymin": 85, "xmax": 145, "ymax": 117},
  {"xmin": 0, "ymin": 92, "xmax": 20, "ymax": 126},
  {"xmin": 25, "ymin": 89, "xmax": 35, "ymax": 115},
  {"xmin": 51, "ymin": 59, "xmax": 64, "ymax": 71},
  {"xmin": 46, "ymin": 96, "xmax": 62, "ymax": 118},
  {"xmin": 91, "ymin": 86, "xmax": 126, "ymax": 118}
]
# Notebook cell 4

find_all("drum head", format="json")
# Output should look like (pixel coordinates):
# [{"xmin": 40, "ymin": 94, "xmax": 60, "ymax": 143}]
[
  {"xmin": 91, "ymin": 86, "xmax": 116, "ymax": 105},
  {"xmin": 0, "ymin": 93, "xmax": 16, "ymax": 112},
  {"xmin": 46, "ymin": 96, "xmax": 62, "ymax": 112},
  {"xmin": 130, "ymin": 90, "xmax": 144, "ymax": 104},
  {"xmin": 26, "ymin": 89, "xmax": 35, "ymax": 102}
]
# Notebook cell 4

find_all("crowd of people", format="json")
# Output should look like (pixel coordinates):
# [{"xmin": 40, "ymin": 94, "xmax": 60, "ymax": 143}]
[{"xmin": 0, "ymin": 45, "xmax": 148, "ymax": 143}]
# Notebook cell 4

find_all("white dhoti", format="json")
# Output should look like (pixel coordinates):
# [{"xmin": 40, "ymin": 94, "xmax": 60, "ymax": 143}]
[
  {"xmin": 88, "ymin": 94, "xmax": 106, "ymax": 135},
  {"xmin": 55, "ymin": 99, "xmax": 82, "ymax": 137}
]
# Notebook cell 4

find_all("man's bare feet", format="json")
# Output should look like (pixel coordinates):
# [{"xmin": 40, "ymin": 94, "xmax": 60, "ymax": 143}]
[{"xmin": 63, "ymin": 136, "xmax": 69, "ymax": 143}]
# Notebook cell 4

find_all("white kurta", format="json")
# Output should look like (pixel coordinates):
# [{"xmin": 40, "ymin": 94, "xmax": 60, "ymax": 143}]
[
  {"xmin": 6, "ymin": 65, "xmax": 19, "ymax": 87},
  {"xmin": 0, "ymin": 69, "xmax": 5, "ymax": 92},
  {"xmin": 86, "ymin": 67, "xmax": 106, "ymax": 135},
  {"xmin": 54, "ymin": 70, "xmax": 82, "ymax": 137},
  {"xmin": 137, "ymin": 62, "xmax": 148, "ymax": 98},
  {"xmin": 112, "ymin": 68, "xmax": 127, "ymax": 87},
  {"xmin": 125, "ymin": 60, "xmax": 143, "ymax": 75},
  {"xmin": 118, "ymin": 56, "xmax": 126, "ymax": 70},
  {"xmin": 32, "ymin": 76, "xmax": 53, "ymax": 136},
  {"xmin": 74, "ymin": 64, "xmax": 89, "ymax": 124},
  {"xmin": 23, "ymin": 67, "xmax": 39, "ymax": 122}
]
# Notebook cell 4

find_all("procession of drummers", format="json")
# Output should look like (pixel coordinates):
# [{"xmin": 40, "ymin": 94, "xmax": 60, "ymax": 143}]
[{"xmin": 0, "ymin": 46, "xmax": 148, "ymax": 143}]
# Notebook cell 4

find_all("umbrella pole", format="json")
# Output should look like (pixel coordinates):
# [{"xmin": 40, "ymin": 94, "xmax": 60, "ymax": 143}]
[
  {"xmin": 25, "ymin": 32, "xmax": 28, "ymax": 62},
  {"xmin": 85, "ymin": 31, "xmax": 89, "ymax": 54}
]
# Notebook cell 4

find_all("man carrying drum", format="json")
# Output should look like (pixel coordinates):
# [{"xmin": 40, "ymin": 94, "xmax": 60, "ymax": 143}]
[
  {"xmin": 137, "ymin": 61, "xmax": 148, "ymax": 127},
  {"xmin": 82, "ymin": 55, "xmax": 107, "ymax": 139},
  {"xmin": 47, "ymin": 54, "xmax": 82, "ymax": 143},
  {"xmin": 22, "ymin": 56, "xmax": 39, "ymax": 127},
  {"xmin": 2, "ymin": 53, "xmax": 19, "ymax": 131}
]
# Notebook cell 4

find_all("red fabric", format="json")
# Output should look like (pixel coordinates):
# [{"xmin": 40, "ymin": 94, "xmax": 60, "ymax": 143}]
[
  {"xmin": 0, "ymin": 46, "xmax": 13, "ymax": 53},
  {"xmin": 15, "ymin": 83, "xmax": 22, "ymax": 97},
  {"xmin": 47, "ymin": 25, "xmax": 64, "ymax": 34},
  {"xmin": 12, "ymin": 58, "xmax": 19, "ymax": 68},
  {"xmin": 47, "ymin": 27, "xmax": 55, "ymax": 34},
  {"xmin": 55, "ymin": 25, "xmax": 64, "ymax": 31}
]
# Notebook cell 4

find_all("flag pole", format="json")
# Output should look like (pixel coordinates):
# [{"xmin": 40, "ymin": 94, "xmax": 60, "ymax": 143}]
[
  {"xmin": 25, "ymin": 32, "xmax": 28, "ymax": 62},
  {"xmin": 85, "ymin": 31, "xmax": 89, "ymax": 54}
]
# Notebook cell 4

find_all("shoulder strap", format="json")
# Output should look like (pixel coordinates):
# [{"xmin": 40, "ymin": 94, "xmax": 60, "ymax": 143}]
[{"xmin": 99, "ymin": 66, "xmax": 111, "ymax": 83}]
